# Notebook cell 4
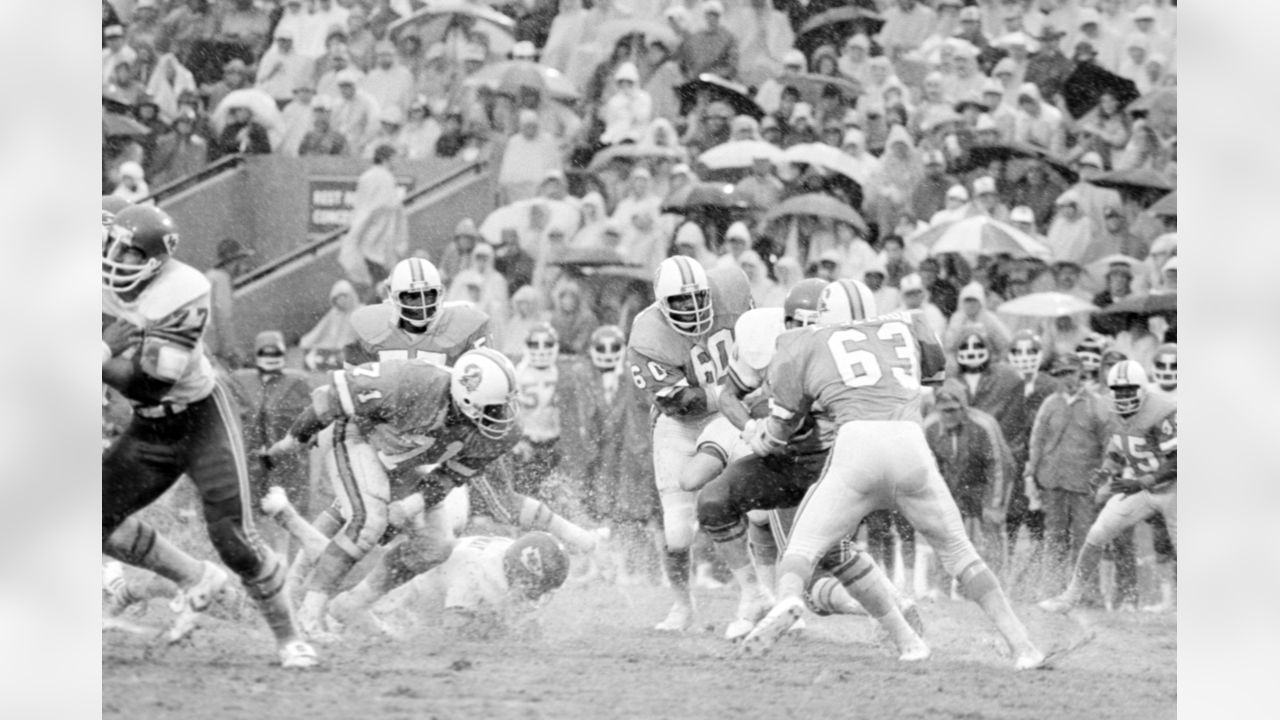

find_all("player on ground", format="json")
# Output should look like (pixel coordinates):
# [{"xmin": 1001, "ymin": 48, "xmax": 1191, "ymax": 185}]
[
  {"xmin": 627, "ymin": 256, "xmax": 752, "ymax": 631},
  {"xmin": 737, "ymin": 284, "xmax": 1046, "ymax": 669},
  {"xmin": 101, "ymin": 205, "xmax": 316, "ymax": 668},
  {"xmin": 262, "ymin": 487, "xmax": 568, "ymax": 638},
  {"xmin": 1039, "ymin": 360, "xmax": 1177, "ymax": 614},
  {"xmin": 265, "ymin": 350, "xmax": 594, "ymax": 640}
]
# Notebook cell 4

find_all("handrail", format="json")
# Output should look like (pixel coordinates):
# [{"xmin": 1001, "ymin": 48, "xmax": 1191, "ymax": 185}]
[
  {"xmin": 232, "ymin": 158, "xmax": 489, "ymax": 291},
  {"xmin": 142, "ymin": 153, "xmax": 246, "ymax": 206}
]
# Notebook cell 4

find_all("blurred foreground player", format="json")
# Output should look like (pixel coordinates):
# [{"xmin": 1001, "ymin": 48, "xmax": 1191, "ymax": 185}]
[{"xmin": 101, "ymin": 205, "xmax": 316, "ymax": 668}]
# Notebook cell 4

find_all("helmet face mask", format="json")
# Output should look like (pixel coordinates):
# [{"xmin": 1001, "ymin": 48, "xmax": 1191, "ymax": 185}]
[
  {"xmin": 1106, "ymin": 359, "xmax": 1149, "ymax": 416},
  {"xmin": 784, "ymin": 278, "xmax": 828, "ymax": 328},
  {"xmin": 654, "ymin": 257, "xmax": 714, "ymax": 338},
  {"xmin": 956, "ymin": 334, "xmax": 990, "ymax": 370},
  {"xmin": 389, "ymin": 258, "xmax": 443, "ymax": 330},
  {"xmin": 588, "ymin": 325, "xmax": 625, "ymax": 370},
  {"xmin": 102, "ymin": 206, "xmax": 178, "ymax": 295},
  {"xmin": 1152, "ymin": 344, "xmax": 1177, "ymax": 390},
  {"xmin": 451, "ymin": 348, "xmax": 519, "ymax": 439},
  {"xmin": 1007, "ymin": 334, "xmax": 1043, "ymax": 377},
  {"xmin": 524, "ymin": 325, "xmax": 559, "ymax": 368}
]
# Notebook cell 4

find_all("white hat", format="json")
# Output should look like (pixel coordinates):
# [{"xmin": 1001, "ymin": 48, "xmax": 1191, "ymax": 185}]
[
  {"xmin": 1017, "ymin": 82, "xmax": 1042, "ymax": 101},
  {"xmin": 726, "ymin": 221, "xmax": 750, "ymax": 243},
  {"xmin": 1132, "ymin": 4, "xmax": 1158, "ymax": 22},
  {"xmin": 993, "ymin": 57, "xmax": 1020, "ymax": 77},
  {"xmin": 614, "ymin": 62, "xmax": 639, "ymax": 83},
  {"xmin": 973, "ymin": 176, "xmax": 997, "ymax": 195},
  {"xmin": 675, "ymin": 222, "xmax": 705, "ymax": 246},
  {"xmin": 997, "ymin": 32, "xmax": 1034, "ymax": 50},
  {"xmin": 1010, "ymin": 206, "xmax": 1036, "ymax": 224},
  {"xmin": 790, "ymin": 102, "xmax": 815, "ymax": 124},
  {"xmin": 959, "ymin": 7, "xmax": 981, "ymax": 22},
  {"xmin": 946, "ymin": 184, "xmax": 970, "ymax": 202},
  {"xmin": 1161, "ymin": 256, "xmax": 1178, "ymax": 273},
  {"xmin": 462, "ymin": 44, "xmax": 486, "ymax": 63},
  {"xmin": 104, "ymin": 24, "xmax": 125, "ymax": 38},
  {"xmin": 118, "ymin": 161, "xmax": 144, "ymax": 179},
  {"xmin": 1078, "ymin": 152, "xmax": 1104, "ymax": 169},
  {"xmin": 841, "ymin": 128, "xmax": 865, "ymax": 149},
  {"xmin": 975, "ymin": 114, "xmax": 998, "ymax": 132},
  {"xmin": 380, "ymin": 106, "xmax": 403, "ymax": 125},
  {"xmin": 336, "ymin": 68, "xmax": 360, "ymax": 85},
  {"xmin": 701, "ymin": 0, "xmax": 725, "ymax": 15},
  {"xmin": 1078, "ymin": 8, "xmax": 1102, "ymax": 27},
  {"xmin": 783, "ymin": 49, "xmax": 807, "ymax": 69},
  {"xmin": 274, "ymin": 26, "xmax": 295, "ymax": 41},
  {"xmin": 923, "ymin": 149, "xmax": 946, "ymax": 166},
  {"xmin": 518, "ymin": 109, "xmax": 540, "ymax": 126},
  {"xmin": 900, "ymin": 273, "xmax": 925, "ymax": 293},
  {"xmin": 1055, "ymin": 189, "xmax": 1082, "ymax": 207},
  {"xmin": 981, "ymin": 78, "xmax": 1004, "ymax": 95},
  {"xmin": 845, "ymin": 34, "xmax": 870, "ymax": 50}
]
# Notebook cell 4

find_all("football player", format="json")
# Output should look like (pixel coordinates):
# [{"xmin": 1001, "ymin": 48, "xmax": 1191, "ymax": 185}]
[
  {"xmin": 511, "ymin": 323, "xmax": 563, "ymax": 497},
  {"xmin": 738, "ymin": 291, "xmax": 1046, "ymax": 669},
  {"xmin": 1150, "ymin": 342, "xmax": 1177, "ymax": 397},
  {"xmin": 626, "ymin": 256, "xmax": 752, "ymax": 631},
  {"xmin": 1075, "ymin": 335, "xmax": 1106, "ymax": 392},
  {"xmin": 691, "ymin": 279, "xmax": 924, "ymax": 642},
  {"xmin": 1039, "ymin": 360, "xmax": 1177, "ymax": 615},
  {"xmin": 1143, "ymin": 341, "xmax": 1177, "ymax": 611},
  {"xmin": 261, "ymin": 487, "xmax": 568, "ymax": 638},
  {"xmin": 101, "ymin": 205, "xmax": 316, "ymax": 668},
  {"xmin": 265, "ymin": 350, "xmax": 594, "ymax": 640}
]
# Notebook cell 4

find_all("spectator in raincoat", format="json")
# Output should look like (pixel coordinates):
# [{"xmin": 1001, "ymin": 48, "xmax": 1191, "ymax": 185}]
[
  {"xmin": 723, "ymin": 0, "xmax": 794, "ymax": 89},
  {"xmin": 945, "ymin": 281, "xmax": 1014, "ymax": 354},
  {"xmin": 300, "ymin": 279, "xmax": 364, "ymax": 371},
  {"xmin": 499, "ymin": 110, "xmax": 564, "ymax": 204},
  {"xmin": 500, "ymin": 285, "xmax": 551, "ymax": 364},
  {"xmin": 1045, "ymin": 190, "xmax": 1100, "ymax": 266},
  {"xmin": 600, "ymin": 63, "xmax": 652, "ymax": 146},
  {"xmin": 549, "ymin": 279, "xmax": 599, "ymax": 356}
]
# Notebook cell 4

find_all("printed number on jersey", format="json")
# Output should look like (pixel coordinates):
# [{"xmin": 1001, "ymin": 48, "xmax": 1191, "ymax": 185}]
[
  {"xmin": 690, "ymin": 329, "xmax": 733, "ymax": 385},
  {"xmin": 377, "ymin": 349, "xmax": 447, "ymax": 366},
  {"xmin": 1119, "ymin": 436, "xmax": 1160, "ymax": 473},
  {"xmin": 826, "ymin": 321, "xmax": 920, "ymax": 390}
]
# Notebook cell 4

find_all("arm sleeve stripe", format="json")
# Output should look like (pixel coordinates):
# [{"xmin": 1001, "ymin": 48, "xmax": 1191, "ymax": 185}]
[
  {"xmin": 331, "ymin": 370, "xmax": 356, "ymax": 417},
  {"xmin": 768, "ymin": 399, "xmax": 796, "ymax": 420},
  {"xmin": 696, "ymin": 442, "xmax": 728, "ymax": 466},
  {"xmin": 1159, "ymin": 437, "xmax": 1177, "ymax": 452},
  {"xmin": 654, "ymin": 385, "xmax": 681, "ymax": 399},
  {"xmin": 146, "ymin": 329, "xmax": 199, "ymax": 349}
]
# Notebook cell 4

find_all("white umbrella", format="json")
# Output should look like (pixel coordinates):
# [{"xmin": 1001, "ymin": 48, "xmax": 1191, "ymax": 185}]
[
  {"xmin": 782, "ymin": 142, "xmax": 868, "ymax": 185},
  {"xmin": 1085, "ymin": 253, "xmax": 1144, "ymax": 281},
  {"xmin": 997, "ymin": 292, "xmax": 1098, "ymax": 318},
  {"xmin": 697, "ymin": 140, "xmax": 785, "ymax": 171},
  {"xmin": 479, "ymin": 198, "xmax": 582, "ymax": 246},
  {"xmin": 910, "ymin": 216, "xmax": 1051, "ymax": 259}
]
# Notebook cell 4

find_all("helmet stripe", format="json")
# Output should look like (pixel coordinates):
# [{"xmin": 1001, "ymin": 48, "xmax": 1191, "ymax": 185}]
[
  {"xmin": 674, "ymin": 256, "xmax": 694, "ymax": 288},
  {"xmin": 409, "ymin": 258, "xmax": 422, "ymax": 283},
  {"xmin": 845, "ymin": 281, "xmax": 864, "ymax": 319}
]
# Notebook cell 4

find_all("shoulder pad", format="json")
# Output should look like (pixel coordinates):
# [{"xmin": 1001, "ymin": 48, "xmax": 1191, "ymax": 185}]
[
  {"xmin": 436, "ymin": 302, "xmax": 490, "ymax": 332},
  {"xmin": 138, "ymin": 262, "xmax": 209, "ymax": 319},
  {"xmin": 349, "ymin": 303, "xmax": 396, "ymax": 342},
  {"xmin": 733, "ymin": 308, "xmax": 786, "ymax": 371},
  {"xmin": 628, "ymin": 305, "xmax": 687, "ymax": 365}
]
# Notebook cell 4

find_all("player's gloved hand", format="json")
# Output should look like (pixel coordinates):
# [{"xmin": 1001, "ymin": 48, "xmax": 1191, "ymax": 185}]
[
  {"xmin": 746, "ymin": 419, "xmax": 786, "ymax": 457},
  {"xmin": 263, "ymin": 435, "xmax": 300, "ymax": 459},
  {"xmin": 102, "ymin": 319, "xmax": 143, "ymax": 358},
  {"xmin": 1112, "ymin": 476, "xmax": 1148, "ymax": 495}
]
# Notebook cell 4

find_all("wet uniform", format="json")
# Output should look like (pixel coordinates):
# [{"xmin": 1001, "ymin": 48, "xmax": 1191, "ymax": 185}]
[
  {"xmin": 102, "ymin": 260, "xmax": 278, "ymax": 589},
  {"xmin": 1085, "ymin": 393, "xmax": 1177, "ymax": 549},
  {"xmin": 344, "ymin": 301, "xmax": 491, "ymax": 367}
]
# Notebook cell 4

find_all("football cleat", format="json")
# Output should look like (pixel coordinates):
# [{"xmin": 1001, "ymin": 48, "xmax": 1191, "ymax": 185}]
[
  {"xmin": 166, "ymin": 561, "xmax": 231, "ymax": 643},
  {"xmin": 898, "ymin": 637, "xmax": 932, "ymax": 663},
  {"xmin": 725, "ymin": 587, "xmax": 776, "ymax": 641},
  {"xmin": 737, "ymin": 596, "xmax": 805, "ymax": 657},
  {"xmin": 279, "ymin": 639, "xmax": 320, "ymax": 669},
  {"xmin": 1037, "ymin": 593, "xmax": 1077, "ymax": 614},
  {"xmin": 1014, "ymin": 648, "xmax": 1048, "ymax": 671},
  {"xmin": 654, "ymin": 601, "xmax": 696, "ymax": 632}
]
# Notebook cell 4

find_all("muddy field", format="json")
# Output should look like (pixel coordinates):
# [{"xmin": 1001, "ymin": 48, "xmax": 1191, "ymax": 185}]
[{"xmin": 103, "ymin": 578, "xmax": 1176, "ymax": 720}]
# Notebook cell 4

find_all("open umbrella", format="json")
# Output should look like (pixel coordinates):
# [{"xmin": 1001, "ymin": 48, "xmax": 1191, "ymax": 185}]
[
  {"xmin": 697, "ymin": 140, "xmax": 784, "ymax": 171},
  {"xmin": 796, "ymin": 4, "xmax": 884, "ymax": 55},
  {"xmin": 1149, "ymin": 190, "xmax": 1176, "ymax": 217},
  {"xmin": 997, "ymin": 292, "xmax": 1097, "ymax": 318},
  {"xmin": 950, "ymin": 142, "xmax": 1078, "ymax": 183},
  {"xmin": 1088, "ymin": 167, "xmax": 1174, "ymax": 207},
  {"xmin": 594, "ymin": 19, "xmax": 679, "ymax": 53},
  {"xmin": 911, "ymin": 216, "xmax": 1050, "ymax": 259},
  {"xmin": 586, "ymin": 144, "xmax": 686, "ymax": 172},
  {"xmin": 478, "ymin": 198, "xmax": 582, "ymax": 246},
  {"xmin": 760, "ymin": 193, "xmax": 868, "ymax": 236},
  {"xmin": 387, "ymin": 1, "xmax": 516, "ymax": 58},
  {"xmin": 466, "ymin": 61, "xmax": 580, "ymax": 101},
  {"xmin": 1061, "ymin": 63, "xmax": 1140, "ymax": 119},
  {"xmin": 786, "ymin": 73, "xmax": 864, "ymax": 106},
  {"xmin": 103, "ymin": 111, "xmax": 150, "ymax": 138},
  {"xmin": 1091, "ymin": 292, "xmax": 1177, "ymax": 334},
  {"xmin": 548, "ymin": 246, "xmax": 639, "ymax": 268},
  {"xmin": 782, "ymin": 143, "xmax": 868, "ymax": 185},
  {"xmin": 660, "ymin": 182, "xmax": 758, "ymax": 213},
  {"xmin": 676, "ymin": 74, "xmax": 764, "ymax": 120}
]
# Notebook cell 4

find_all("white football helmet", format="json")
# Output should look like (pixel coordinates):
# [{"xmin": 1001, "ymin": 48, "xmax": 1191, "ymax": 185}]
[
  {"xmin": 956, "ymin": 332, "xmax": 990, "ymax": 370},
  {"xmin": 1075, "ymin": 335, "xmax": 1105, "ymax": 375},
  {"xmin": 816, "ymin": 278, "xmax": 877, "ymax": 325},
  {"xmin": 451, "ymin": 348, "xmax": 520, "ymax": 439},
  {"xmin": 588, "ymin": 325, "xmax": 626, "ymax": 371},
  {"xmin": 1106, "ymin": 359, "xmax": 1149, "ymax": 416},
  {"xmin": 654, "ymin": 256, "xmax": 714, "ymax": 337},
  {"xmin": 1007, "ymin": 329, "xmax": 1043, "ymax": 378},
  {"xmin": 1152, "ymin": 342, "xmax": 1177, "ymax": 390},
  {"xmin": 524, "ymin": 323, "xmax": 559, "ymax": 369},
  {"xmin": 387, "ymin": 257, "xmax": 443, "ymax": 330}
]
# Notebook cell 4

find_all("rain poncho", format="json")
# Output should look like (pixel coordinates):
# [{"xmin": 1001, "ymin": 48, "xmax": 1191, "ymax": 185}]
[
  {"xmin": 145, "ymin": 53, "xmax": 197, "ymax": 123},
  {"xmin": 498, "ymin": 126, "xmax": 563, "ymax": 203},
  {"xmin": 738, "ymin": 250, "xmax": 784, "ymax": 309},
  {"xmin": 944, "ymin": 281, "xmax": 1013, "ymax": 354},
  {"xmin": 549, "ymin": 280, "xmax": 599, "ymax": 356},
  {"xmin": 338, "ymin": 161, "xmax": 408, "ymax": 287},
  {"xmin": 499, "ymin": 285, "xmax": 551, "ymax": 363},
  {"xmin": 572, "ymin": 192, "xmax": 609, "ymax": 249},
  {"xmin": 299, "ymin": 280, "xmax": 364, "ymax": 370}
]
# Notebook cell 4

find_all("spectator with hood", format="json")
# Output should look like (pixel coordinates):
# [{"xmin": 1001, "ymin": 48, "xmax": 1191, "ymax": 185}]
[
  {"xmin": 676, "ymin": 1, "xmax": 740, "ymax": 80},
  {"xmin": 549, "ymin": 279, "xmax": 599, "ymax": 356},
  {"xmin": 723, "ymin": 0, "xmax": 794, "ymax": 89},
  {"xmin": 436, "ymin": 218, "xmax": 481, "ymax": 284},
  {"xmin": 500, "ymin": 285, "xmax": 552, "ymax": 364},
  {"xmin": 1046, "ymin": 189, "xmax": 1099, "ymax": 266},
  {"xmin": 499, "ymin": 110, "xmax": 563, "ymax": 203},
  {"xmin": 300, "ymin": 279, "xmax": 364, "ymax": 371},
  {"xmin": 945, "ymin": 281, "xmax": 1014, "ymax": 354},
  {"xmin": 600, "ymin": 63, "xmax": 653, "ymax": 146}
]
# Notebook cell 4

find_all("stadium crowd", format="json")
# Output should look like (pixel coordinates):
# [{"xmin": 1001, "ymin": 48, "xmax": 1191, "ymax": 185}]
[{"xmin": 102, "ymin": 0, "xmax": 1177, "ymax": 658}]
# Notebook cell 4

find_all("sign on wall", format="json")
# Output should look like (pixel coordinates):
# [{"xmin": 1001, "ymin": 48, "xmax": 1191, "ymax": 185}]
[{"xmin": 308, "ymin": 176, "xmax": 415, "ymax": 234}]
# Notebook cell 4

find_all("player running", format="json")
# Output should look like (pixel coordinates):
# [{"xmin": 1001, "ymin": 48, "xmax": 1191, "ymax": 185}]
[
  {"xmin": 101, "ymin": 205, "xmax": 316, "ymax": 668},
  {"xmin": 737, "ymin": 284, "xmax": 1046, "ymax": 669},
  {"xmin": 1039, "ymin": 360, "xmax": 1177, "ymax": 614},
  {"xmin": 626, "ymin": 256, "xmax": 752, "ymax": 631}
]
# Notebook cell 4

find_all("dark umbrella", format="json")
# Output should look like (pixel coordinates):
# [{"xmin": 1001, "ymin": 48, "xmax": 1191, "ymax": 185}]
[
  {"xmin": 760, "ymin": 193, "xmax": 868, "ymax": 235},
  {"xmin": 1090, "ymin": 292, "xmax": 1177, "ymax": 335},
  {"xmin": 1089, "ymin": 167, "xmax": 1175, "ymax": 207},
  {"xmin": 1149, "ymin": 191, "xmax": 1176, "ymax": 218},
  {"xmin": 786, "ymin": 73, "xmax": 863, "ymax": 106},
  {"xmin": 676, "ymin": 74, "xmax": 764, "ymax": 120},
  {"xmin": 548, "ymin": 246, "xmax": 639, "ymax": 268},
  {"xmin": 1061, "ymin": 62, "xmax": 1140, "ymax": 119},
  {"xmin": 796, "ymin": 4, "xmax": 884, "ymax": 55},
  {"xmin": 950, "ymin": 142, "xmax": 1079, "ymax": 184},
  {"xmin": 104, "ymin": 111, "xmax": 151, "ymax": 138},
  {"xmin": 661, "ymin": 182, "xmax": 759, "ymax": 213}
]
